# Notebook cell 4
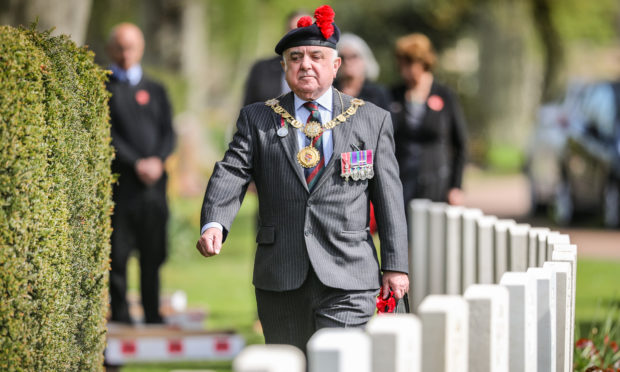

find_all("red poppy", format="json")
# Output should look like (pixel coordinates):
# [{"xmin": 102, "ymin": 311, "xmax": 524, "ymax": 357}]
[
  {"xmin": 376, "ymin": 288, "xmax": 396, "ymax": 313},
  {"xmin": 427, "ymin": 94, "xmax": 444, "ymax": 111},
  {"xmin": 577, "ymin": 338, "xmax": 594, "ymax": 349},
  {"xmin": 135, "ymin": 89, "xmax": 150, "ymax": 105}
]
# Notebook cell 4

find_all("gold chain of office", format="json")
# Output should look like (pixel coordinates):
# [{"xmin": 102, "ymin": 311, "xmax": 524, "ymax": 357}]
[
  {"xmin": 265, "ymin": 97, "xmax": 365, "ymax": 140},
  {"xmin": 265, "ymin": 97, "xmax": 365, "ymax": 168}
]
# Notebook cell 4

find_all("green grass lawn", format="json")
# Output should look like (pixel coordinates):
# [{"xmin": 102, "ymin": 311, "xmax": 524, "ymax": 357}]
[{"xmin": 120, "ymin": 194, "xmax": 620, "ymax": 371}]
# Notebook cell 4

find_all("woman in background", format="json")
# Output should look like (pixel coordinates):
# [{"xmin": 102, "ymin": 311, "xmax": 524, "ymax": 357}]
[
  {"xmin": 335, "ymin": 33, "xmax": 391, "ymax": 234},
  {"xmin": 335, "ymin": 33, "xmax": 391, "ymax": 110},
  {"xmin": 391, "ymin": 33, "xmax": 467, "ymax": 209}
]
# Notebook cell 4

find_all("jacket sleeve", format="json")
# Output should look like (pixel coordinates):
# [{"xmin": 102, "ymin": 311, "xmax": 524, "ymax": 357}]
[
  {"xmin": 110, "ymin": 119, "xmax": 141, "ymax": 168},
  {"xmin": 199, "ymin": 108, "xmax": 254, "ymax": 240},
  {"xmin": 369, "ymin": 111, "xmax": 409, "ymax": 274},
  {"xmin": 156, "ymin": 85, "xmax": 176, "ymax": 160}
]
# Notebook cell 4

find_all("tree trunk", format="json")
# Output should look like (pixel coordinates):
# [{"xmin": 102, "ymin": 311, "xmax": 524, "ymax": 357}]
[
  {"xmin": 475, "ymin": 0, "xmax": 540, "ymax": 151},
  {"xmin": 0, "ymin": 0, "xmax": 92, "ymax": 45},
  {"xmin": 531, "ymin": 0, "xmax": 565, "ymax": 102}
]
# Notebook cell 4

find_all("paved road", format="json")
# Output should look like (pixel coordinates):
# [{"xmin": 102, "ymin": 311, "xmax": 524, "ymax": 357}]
[{"xmin": 461, "ymin": 168, "xmax": 620, "ymax": 260}]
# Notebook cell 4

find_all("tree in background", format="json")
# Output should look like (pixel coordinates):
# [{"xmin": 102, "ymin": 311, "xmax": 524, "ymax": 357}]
[{"xmin": 0, "ymin": 0, "xmax": 93, "ymax": 44}]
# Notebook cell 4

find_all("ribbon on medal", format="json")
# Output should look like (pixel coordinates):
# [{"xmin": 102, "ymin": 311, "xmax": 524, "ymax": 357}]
[{"xmin": 340, "ymin": 149, "xmax": 374, "ymax": 181}]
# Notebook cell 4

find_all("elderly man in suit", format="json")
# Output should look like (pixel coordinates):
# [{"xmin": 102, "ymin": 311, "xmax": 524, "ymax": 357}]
[{"xmin": 196, "ymin": 5, "xmax": 408, "ymax": 351}]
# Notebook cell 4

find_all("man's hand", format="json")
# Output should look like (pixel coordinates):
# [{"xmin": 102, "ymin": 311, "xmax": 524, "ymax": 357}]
[
  {"xmin": 381, "ymin": 271, "xmax": 409, "ymax": 300},
  {"xmin": 196, "ymin": 227, "xmax": 223, "ymax": 258},
  {"xmin": 135, "ymin": 157, "xmax": 164, "ymax": 186},
  {"xmin": 447, "ymin": 187, "xmax": 464, "ymax": 206}
]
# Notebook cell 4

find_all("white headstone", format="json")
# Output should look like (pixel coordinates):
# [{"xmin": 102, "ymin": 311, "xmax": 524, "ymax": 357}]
[
  {"xmin": 528, "ymin": 228, "xmax": 550, "ymax": 267},
  {"xmin": 462, "ymin": 209, "xmax": 483, "ymax": 290},
  {"xmin": 552, "ymin": 244, "xmax": 578, "ymax": 372},
  {"xmin": 445, "ymin": 206, "xmax": 464, "ymax": 294},
  {"xmin": 477, "ymin": 216, "xmax": 498, "ymax": 284},
  {"xmin": 543, "ymin": 261, "xmax": 572, "ymax": 372},
  {"xmin": 499, "ymin": 272, "xmax": 537, "ymax": 372},
  {"xmin": 547, "ymin": 233, "xmax": 570, "ymax": 261},
  {"xmin": 528, "ymin": 267, "xmax": 557, "ymax": 372},
  {"xmin": 307, "ymin": 328, "xmax": 371, "ymax": 372},
  {"xmin": 464, "ymin": 285, "xmax": 509, "ymax": 372},
  {"xmin": 233, "ymin": 344, "xmax": 305, "ymax": 372},
  {"xmin": 419, "ymin": 295, "xmax": 469, "ymax": 372},
  {"xmin": 366, "ymin": 314, "xmax": 422, "ymax": 372},
  {"xmin": 537, "ymin": 230, "xmax": 550, "ymax": 267},
  {"xmin": 429, "ymin": 202, "xmax": 448, "ymax": 294},
  {"xmin": 508, "ymin": 224, "xmax": 530, "ymax": 272},
  {"xmin": 409, "ymin": 199, "xmax": 431, "ymax": 312},
  {"xmin": 494, "ymin": 220, "xmax": 516, "ymax": 283}
]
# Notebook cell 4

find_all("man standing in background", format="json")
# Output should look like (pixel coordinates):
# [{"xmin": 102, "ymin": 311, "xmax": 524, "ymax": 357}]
[
  {"xmin": 106, "ymin": 23, "xmax": 176, "ymax": 324},
  {"xmin": 242, "ymin": 10, "xmax": 310, "ymax": 106}
]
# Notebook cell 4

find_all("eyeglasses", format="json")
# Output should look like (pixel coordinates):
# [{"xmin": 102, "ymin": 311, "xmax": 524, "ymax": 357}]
[{"xmin": 340, "ymin": 53, "xmax": 360, "ymax": 62}]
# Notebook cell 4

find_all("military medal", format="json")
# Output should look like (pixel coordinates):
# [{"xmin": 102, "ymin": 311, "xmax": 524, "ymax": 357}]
[
  {"xmin": 340, "ymin": 151, "xmax": 351, "ymax": 181},
  {"xmin": 277, "ymin": 117, "xmax": 288, "ymax": 137},
  {"xmin": 340, "ymin": 149, "xmax": 374, "ymax": 181},
  {"xmin": 277, "ymin": 127, "xmax": 288, "ymax": 137},
  {"xmin": 297, "ymin": 146, "xmax": 320, "ymax": 168}
]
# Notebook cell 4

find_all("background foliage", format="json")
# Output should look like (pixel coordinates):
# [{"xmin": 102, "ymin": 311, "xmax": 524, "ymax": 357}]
[{"xmin": 0, "ymin": 25, "xmax": 113, "ymax": 371}]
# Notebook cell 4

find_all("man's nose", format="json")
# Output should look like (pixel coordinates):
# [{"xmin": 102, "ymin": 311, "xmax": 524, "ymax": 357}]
[{"xmin": 300, "ymin": 55, "xmax": 312, "ymax": 70}]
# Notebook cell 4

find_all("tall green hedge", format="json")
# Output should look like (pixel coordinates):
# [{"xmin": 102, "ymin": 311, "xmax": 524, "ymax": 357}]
[{"xmin": 0, "ymin": 25, "xmax": 114, "ymax": 371}]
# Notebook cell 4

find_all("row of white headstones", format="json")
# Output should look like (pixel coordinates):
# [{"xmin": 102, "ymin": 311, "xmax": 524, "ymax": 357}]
[{"xmin": 232, "ymin": 199, "xmax": 578, "ymax": 372}]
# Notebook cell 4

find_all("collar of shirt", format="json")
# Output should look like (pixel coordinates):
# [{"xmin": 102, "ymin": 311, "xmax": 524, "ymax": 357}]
[
  {"xmin": 293, "ymin": 86, "xmax": 333, "ymax": 124},
  {"xmin": 110, "ymin": 64, "xmax": 143, "ymax": 86}
]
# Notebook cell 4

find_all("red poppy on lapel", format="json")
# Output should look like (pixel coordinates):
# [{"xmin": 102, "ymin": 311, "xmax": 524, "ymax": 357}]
[
  {"xmin": 427, "ymin": 94, "xmax": 444, "ymax": 111},
  {"xmin": 135, "ymin": 89, "xmax": 150, "ymax": 105}
]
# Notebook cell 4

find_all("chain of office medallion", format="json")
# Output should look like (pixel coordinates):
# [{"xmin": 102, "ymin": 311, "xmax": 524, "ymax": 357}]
[{"xmin": 265, "ymin": 97, "xmax": 365, "ymax": 138}]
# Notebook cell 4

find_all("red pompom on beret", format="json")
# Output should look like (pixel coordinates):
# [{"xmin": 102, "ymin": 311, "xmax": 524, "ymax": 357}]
[
  {"xmin": 297, "ymin": 16, "xmax": 313, "ymax": 28},
  {"xmin": 275, "ymin": 5, "xmax": 340, "ymax": 55}
]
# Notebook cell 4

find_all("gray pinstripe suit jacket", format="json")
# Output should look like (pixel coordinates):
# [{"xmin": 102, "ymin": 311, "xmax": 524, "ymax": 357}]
[{"xmin": 200, "ymin": 90, "xmax": 408, "ymax": 292}]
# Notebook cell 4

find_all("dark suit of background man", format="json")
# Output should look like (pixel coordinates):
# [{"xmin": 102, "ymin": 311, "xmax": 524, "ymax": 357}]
[
  {"xmin": 242, "ymin": 10, "xmax": 310, "ymax": 106},
  {"xmin": 196, "ymin": 6, "xmax": 409, "ymax": 352},
  {"xmin": 106, "ymin": 23, "xmax": 175, "ymax": 324}
]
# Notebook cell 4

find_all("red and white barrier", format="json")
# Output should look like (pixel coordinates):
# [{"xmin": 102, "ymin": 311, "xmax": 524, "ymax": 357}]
[{"xmin": 105, "ymin": 325, "xmax": 244, "ymax": 364}]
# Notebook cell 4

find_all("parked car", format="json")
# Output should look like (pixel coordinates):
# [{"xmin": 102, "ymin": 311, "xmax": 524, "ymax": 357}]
[{"xmin": 526, "ymin": 81, "xmax": 619, "ymax": 227}]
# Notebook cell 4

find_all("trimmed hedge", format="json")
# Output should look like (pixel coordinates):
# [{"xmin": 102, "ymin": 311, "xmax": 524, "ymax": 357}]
[{"xmin": 0, "ymin": 25, "xmax": 114, "ymax": 371}]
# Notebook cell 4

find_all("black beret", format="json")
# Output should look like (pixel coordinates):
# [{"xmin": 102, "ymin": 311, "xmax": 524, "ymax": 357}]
[{"xmin": 275, "ymin": 22, "xmax": 340, "ymax": 55}]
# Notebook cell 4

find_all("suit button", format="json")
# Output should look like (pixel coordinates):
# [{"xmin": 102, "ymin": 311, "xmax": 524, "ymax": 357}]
[{"xmin": 304, "ymin": 230, "xmax": 312, "ymax": 237}]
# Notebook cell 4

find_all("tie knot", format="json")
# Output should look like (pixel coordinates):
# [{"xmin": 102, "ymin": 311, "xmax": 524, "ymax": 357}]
[{"xmin": 303, "ymin": 101, "xmax": 319, "ymax": 113}]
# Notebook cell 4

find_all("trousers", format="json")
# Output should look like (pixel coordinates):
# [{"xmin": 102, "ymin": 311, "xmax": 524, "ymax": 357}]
[
  {"xmin": 109, "ymin": 187, "xmax": 168, "ymax": 323},
  {"xmin": 255, "ymin": 265, "xmax": 378, "ymax": 352}
]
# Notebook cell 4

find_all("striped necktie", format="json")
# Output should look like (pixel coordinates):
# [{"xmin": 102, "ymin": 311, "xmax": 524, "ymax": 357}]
[{"xmin": 303, "ymin": 102, "xmax": 325, "ymax": 190}]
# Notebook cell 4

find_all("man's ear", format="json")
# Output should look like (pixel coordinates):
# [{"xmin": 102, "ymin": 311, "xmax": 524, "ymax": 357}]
[{"xmin": 332, "ymin": 57, "xmax": 342, "ymax": 75}]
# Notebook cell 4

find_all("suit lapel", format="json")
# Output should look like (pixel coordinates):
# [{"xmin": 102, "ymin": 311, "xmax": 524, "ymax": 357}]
[
  {"xmin": 276, "ymin": 93, "xmax": 309, "ymax": 191},
  {"xmin": 312, "ymin": 89, "xmax": 355, "ymax": 192}
]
